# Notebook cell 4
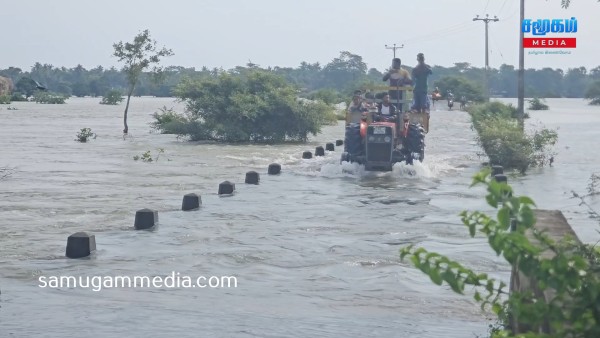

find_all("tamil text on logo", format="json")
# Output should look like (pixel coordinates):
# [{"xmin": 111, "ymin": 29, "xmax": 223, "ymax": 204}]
[{"xmin": 522, "ymin": 17, "xmax": 577, "ymax": 48}]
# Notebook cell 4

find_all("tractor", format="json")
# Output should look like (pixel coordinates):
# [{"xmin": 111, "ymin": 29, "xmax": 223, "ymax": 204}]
[{"xmin": 340, "ymin": 85, "xmax": 426, "ymax": 171}]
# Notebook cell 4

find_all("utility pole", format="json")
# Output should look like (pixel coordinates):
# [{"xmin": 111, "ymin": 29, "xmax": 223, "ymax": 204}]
[
  {"xmin": 385, "ymin": 43, "xmax": 404, "ymax": 59},
  {"xmin": 473, "ymin": 14, "xmax": 499, "ymax": 100},
  {"xmin": 517, "ymin": 0, "xmax": 525, "ymax": 129}
]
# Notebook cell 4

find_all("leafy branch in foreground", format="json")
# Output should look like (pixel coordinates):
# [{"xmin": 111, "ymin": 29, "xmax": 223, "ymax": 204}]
[
  {"xmin": 400, "ymin": 169, "xmax": 600, "ymax": 337},
  {"xmin": 571, "ymin": 173, "xmax": 600, "ymax": 222}
]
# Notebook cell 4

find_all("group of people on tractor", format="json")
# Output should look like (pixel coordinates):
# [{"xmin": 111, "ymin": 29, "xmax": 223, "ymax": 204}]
[
  {"xmin": 347, "ymin": 52, "xmax": 474, "ymax": 134},
  {"xmin": 347, "ymin": 53, "xmax": 433, "ymax": 131}
]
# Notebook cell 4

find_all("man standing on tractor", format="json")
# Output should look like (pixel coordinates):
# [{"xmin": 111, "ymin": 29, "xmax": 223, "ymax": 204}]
[
  {"xmin": 411, "ymin": 53, "xmax": 432, "ymax": 132},
  {"xmin": 382, "ymin": 58, "xmax": 412, "ymax": 107}
]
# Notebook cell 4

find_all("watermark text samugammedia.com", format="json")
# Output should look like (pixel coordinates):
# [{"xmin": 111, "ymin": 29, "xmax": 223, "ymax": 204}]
[{"xmin": 38, "ymin": 271, "xmax": 238, "ymax": 292}]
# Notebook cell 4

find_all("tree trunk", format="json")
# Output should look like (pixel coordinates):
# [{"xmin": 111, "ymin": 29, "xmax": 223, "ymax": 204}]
[{"xmin": 123, "ymin": 86, "xmax": 134, "ymax": 134}]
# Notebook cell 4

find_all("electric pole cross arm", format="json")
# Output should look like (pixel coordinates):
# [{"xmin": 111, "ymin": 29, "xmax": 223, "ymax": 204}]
[{"xmin": 385, "ymin": 43, "xmax": 404, "ymax": 59}]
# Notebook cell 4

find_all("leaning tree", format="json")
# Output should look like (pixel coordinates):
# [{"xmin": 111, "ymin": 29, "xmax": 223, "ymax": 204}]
[{"xmin": 112, "ymin": 29, "xmax": 173, "ymax": 134}]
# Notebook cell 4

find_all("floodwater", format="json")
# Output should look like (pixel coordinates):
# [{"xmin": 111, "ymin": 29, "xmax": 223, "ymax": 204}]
[{"xmin": 0, "ymin": 97, "xmax": 598, "ymax": 337}]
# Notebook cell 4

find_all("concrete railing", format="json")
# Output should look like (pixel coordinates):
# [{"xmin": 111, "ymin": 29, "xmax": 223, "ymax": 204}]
[{"xmin": 509, "ymin": 209, "xmax": 582, "ymax": 334}]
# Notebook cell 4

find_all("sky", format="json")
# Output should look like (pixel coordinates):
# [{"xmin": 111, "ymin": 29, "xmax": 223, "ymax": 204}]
[{"xmin": 1, "ymin": 0, "xmax": 599, "ymax": 72}]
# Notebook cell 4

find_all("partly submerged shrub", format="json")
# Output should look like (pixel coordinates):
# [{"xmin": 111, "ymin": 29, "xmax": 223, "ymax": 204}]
[{"xmin": 468, "ymin": 102, "xmax": 557, "ymax": 173}]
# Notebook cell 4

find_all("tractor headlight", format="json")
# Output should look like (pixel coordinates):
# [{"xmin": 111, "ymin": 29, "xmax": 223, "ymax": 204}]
[{"xmin": 384, "ymin": 136, "xmax": 391, "ymax": 143}]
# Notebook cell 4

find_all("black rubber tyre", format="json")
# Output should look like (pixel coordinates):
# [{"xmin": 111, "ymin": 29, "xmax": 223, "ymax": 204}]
[
  {"xmin": 403, "ymin": 123, "xmax": 426, "ymax": 164},
  {"xmin": 340, "ymin": 152, "xmax": 350, "ymax": 163},
  {"xmin": 344, "ymin": 124, "xmax": 363, "ymax": 156}
]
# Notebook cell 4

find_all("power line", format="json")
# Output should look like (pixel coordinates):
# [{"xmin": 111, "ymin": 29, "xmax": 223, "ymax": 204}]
[
  {"xmin": 489, "ymin": 29, "xmax": 505, "ymax": 63},
  {"xmin": 402, "ymin": 21, "xmax": 472, "ymax": 44},
  {"xmin": 502, "ymin": 4, "xmax": 520, "ymax": 21},
  {"xmin": 498, "ymin": 0, "xmax": 509, "ymax": 15},
  {"xmin": 403, "ymin": 23, "xmax": 474, "ymax": 45}
]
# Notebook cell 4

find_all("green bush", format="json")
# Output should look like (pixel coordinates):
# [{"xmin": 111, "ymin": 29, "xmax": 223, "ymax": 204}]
[
  {"xmin": 527, "ymin": 97, "xmax": 549, "ymax": 110},
  {"xmin": 157, "ymin": 70, "xmax": 333, "ymax": 143},
  {"xmin": 469, "ymin": 102, "xmax": 557, "ymax": 173},
  {"xmin": 401, "ymin": 170, "xmax": 600, "ymax": 338},
  {"xmin": 75, "ymin": 128, "xmax": 96, "ymax": 142},
  {"xmin": 100, "ymin": 89, "xmax": 124, "ymax": 105},
  {"xmin": 0, "ymin": 94, "xmax": 10, "ymax": 104}
]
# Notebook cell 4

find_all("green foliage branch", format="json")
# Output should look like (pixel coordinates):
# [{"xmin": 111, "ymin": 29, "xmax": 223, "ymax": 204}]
[{"xmin": 401, "ymin": 170, "xmax": 600, "ymax": 337}]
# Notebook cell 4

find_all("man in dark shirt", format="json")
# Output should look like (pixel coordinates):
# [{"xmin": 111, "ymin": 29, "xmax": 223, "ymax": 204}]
[{"xmin": 411, "ymin": 53, "xmax": 432, "ymax": 113}]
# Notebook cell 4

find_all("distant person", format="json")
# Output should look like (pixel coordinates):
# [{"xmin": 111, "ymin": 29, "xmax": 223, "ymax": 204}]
[
  {"xmin": 383, "ymin": 58, "xmax": 412, "ymax": 106},
  {"xmin": 447, "ymin": 91, "xmax": 455, "ymax": 110},
  {"xmin": 346, "ymin": 90, "xmax": 368, "ymax": 124},
  {"xmin": 459, "ymin": 95, "xmax": 467, "ymax": 110},
  {"xmin": 375, "ymin": 93, "xmax": 397, "ymax": 121},
  {"xmin": 431, "ymin": 86, "xmax": 441, "ymax": 107},
  {"xmin": 411, "ymin": 53, "xmax": 432, "ymax": 114}
]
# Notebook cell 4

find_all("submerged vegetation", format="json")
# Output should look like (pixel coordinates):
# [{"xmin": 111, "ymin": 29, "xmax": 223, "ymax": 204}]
[
  {"xmin": 401, "ymin": 170, "xmax": 600, "ymax": 338},
  {"xmin": 468, "ymin": 102, "xmax": 557, "ymax": 173},
  {"xmin": 527, "ymin": 97, "xmax": 549, "ymax": 110},
  {"xmin": 133, "ymin": 148, "xmax": 164, "ymax": 162},
  {"xmin": 100, "ymin": 89, "xmax": 124, "ymax": 105},
  {"xmin": 75, "ymin": 128, "xmax": 96, "ymax": 142},
  {"xmin": 0, "ymin": 166, "xmax": 15, "ymax": 181},
  {"xmin": 152, "ymin": 70, "xmax": 336, "ymax": 143},
  {"xmin": 32, "ymin": 91, "xmax": 66, "ymax": 104}
]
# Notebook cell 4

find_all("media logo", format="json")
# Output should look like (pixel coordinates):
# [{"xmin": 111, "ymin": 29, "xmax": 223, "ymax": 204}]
[{"xmin": 522, "ymin": 17, "xmax": 577, "ymax": 49}]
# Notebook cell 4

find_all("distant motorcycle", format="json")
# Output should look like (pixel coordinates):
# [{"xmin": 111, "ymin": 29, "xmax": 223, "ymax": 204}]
[{"xmin": 447, "ymin": 97, "xmax": 454, "ymax": 111}]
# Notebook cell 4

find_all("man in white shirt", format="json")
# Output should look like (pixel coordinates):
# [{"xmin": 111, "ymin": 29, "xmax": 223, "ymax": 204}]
[{"xmin": 375, "ymin": 94, "xmax": 397, "ymax": 121}]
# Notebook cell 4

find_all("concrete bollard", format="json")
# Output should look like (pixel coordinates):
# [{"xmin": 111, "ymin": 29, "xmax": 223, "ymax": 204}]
[
  {"xmin": 134, "ymin": 208, "xmax": 159, "ymax": 230},
  {"xmin": 268, "ymin": 163, "xmax": 281, "ymax": 175},
  {"xmin": 182, "ymin": 193, "xmax": 201, "ymax": 211},
  {"xmin": 218, "ymin": 181, "xmax": 235, "ymax": 195},
  {"xmin": 492, "ymin": 165, "xmax": 504, "ymax": 176},
  {"xmin": 66, "ymin": 232, "xmax": 96, "ymax": 258},
  {"xmin": 302, "ymin": 151, "xmax": 312, "ymax": 159},
  {"xmin": 336, "ymin": 139, "xmax": 344, "ymax": 146},
  {"xmin": 245, "ymin": 171, "xmax": 260, "ymax": 185},
  {"xmin": 325, "ymin": 143, "xmax": 335, "ymax": 151},
  {"xmin": 315, "ymin": 146, "xmax": 325, "ymax": 157},
  {"xmin": 494, "ymin": 174, "xmax": 512, "ymax": 199},
  {"xmin": 493, "ymin": 174, "xmax": 508, "ymax": 183}
]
